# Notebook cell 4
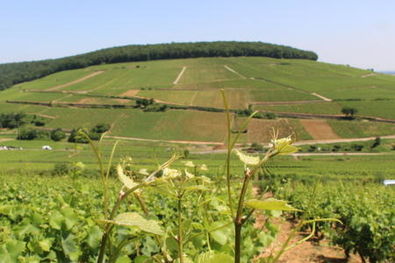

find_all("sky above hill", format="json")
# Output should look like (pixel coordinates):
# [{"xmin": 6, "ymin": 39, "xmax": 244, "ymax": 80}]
[{"xmin": 1, "ymin": 0, "xmax": 394, "ymax": 70}]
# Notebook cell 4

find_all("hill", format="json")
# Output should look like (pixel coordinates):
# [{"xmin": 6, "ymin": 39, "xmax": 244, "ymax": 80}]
[
  {"xmin": 0, "ymin": 41, "xmax": 318, "ymax": 91},
  {"xmin": 1, "ymin": 56, "xmax": 395, "ymax": 144}
]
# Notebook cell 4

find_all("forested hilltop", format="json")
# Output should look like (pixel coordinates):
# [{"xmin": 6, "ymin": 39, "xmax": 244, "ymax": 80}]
[{"xmin": 0, "ymin": 41, "xmax": 317, "ymax": 90}]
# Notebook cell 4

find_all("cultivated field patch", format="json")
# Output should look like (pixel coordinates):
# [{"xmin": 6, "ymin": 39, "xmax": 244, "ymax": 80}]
[{"xmin": 300, "ymin": 119, "xmax": 340, "ymax": 140}]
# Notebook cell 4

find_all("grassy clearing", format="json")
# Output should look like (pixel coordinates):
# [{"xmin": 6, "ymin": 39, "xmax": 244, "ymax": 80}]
[
  {"xmin": 111, "ymin": 109, "xmax": 228, "ymax": 142},
  {"xmin": 327, "ymin": 119, "xmax": 395, "ymax": 138},
  {"xmin": 338, "ymin": 100, "xmax": 395, "ymax": 119},
  {"xmin": 177, "ymin": 59, "xmax": 242, "ymax": 84},
  {"xmin": 253, "ymin": 102, "xmax": 342, "ymax": 115},
  {"xmin": 13, "ymin": 69, "xmax": 92, "ymax": 90}
]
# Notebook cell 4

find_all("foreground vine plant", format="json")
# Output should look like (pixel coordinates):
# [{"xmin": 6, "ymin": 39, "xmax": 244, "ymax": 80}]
[
  {"xmin": 77, "ymin": 90, "xmax": 340, "ymax": 263},
  {"xmin": 220, "ymin": 89, "xmax": 339, "ymax": 263}
]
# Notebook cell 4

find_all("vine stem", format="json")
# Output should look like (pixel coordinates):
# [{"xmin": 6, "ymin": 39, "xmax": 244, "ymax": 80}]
[
  {"xmin": 221, "ymin": 89, "xmax": 234, "ymax": 217},
  {"xmin": 234, "ymin": 169, "xmax": 252, "ymax": 263},
  {"xmin": 177, "ymin": 195, "xmax": 184, "ymax": 263}
]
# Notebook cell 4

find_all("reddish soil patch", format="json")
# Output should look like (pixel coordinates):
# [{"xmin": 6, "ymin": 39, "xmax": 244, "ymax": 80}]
[
  {"xmin": 46, "ymin": 71, "xmax": 104, "ymax": 91},
  {"xmin": 120, "ymin": 89, "xmax": 140, "ymax": 97},
  {"xmin": 300, "ymin": 119, "xmax": 339, "ymax": 140},
  {"xmin": 256, "ymin": 218, "xmax": 361, "ymax": 263}
]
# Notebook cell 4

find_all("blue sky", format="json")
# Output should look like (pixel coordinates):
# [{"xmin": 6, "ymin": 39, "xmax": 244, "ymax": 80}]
[{"xmin": 1, "ymin": 0, "xmax": 394, "ymax": 70}]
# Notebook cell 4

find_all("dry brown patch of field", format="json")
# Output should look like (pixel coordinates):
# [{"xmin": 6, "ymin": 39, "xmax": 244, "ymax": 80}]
[
  {"xmin": 300, "ymin": 119, "xmax": 339, "ymax": 140},
  {"xmin": 247, "ymin": 119, "xmax": 296, "ymax": 143},
  {"xmin": 112, "ymin": 99, "xmax": 130, "ymax": 104},
  {"xmin": 76, "ymin": 98, "xmax": 98, "ymax": 104},
  {"xmin": 120, "ymin": 89, "xmax": 140, "ymax": 97}
]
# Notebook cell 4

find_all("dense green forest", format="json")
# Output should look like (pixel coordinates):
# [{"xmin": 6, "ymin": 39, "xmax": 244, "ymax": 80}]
[{"xmin": 0, "ymin": 41, "xmax": 318, "ymax": 90}]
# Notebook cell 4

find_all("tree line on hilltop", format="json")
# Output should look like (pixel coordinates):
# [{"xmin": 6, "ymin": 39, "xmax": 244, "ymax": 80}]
[{"xmin": 0, "ymin": 41, "xmax": 318, "ymax": 90}]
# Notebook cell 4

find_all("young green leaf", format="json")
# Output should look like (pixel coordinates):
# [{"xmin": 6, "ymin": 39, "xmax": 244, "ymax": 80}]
[
  {"xmin": 117, "ymin": 165, "xmax": 138, "ymax": 190},
  {"xmin": 101, "ymin": 212, "xmax": 164, "ymax": 236},
  {"xmin": 245, "ymin": 199, "xmax": 300, "ymax": 211},
  {"xmin": 234, "ymin": 149, "xmax": 260, "ymax": 166}
]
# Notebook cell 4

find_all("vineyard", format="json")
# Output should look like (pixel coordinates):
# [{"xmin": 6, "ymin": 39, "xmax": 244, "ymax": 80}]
[{"xmin": 1, "ymin": 105, "xmax": 394, "ymax": 263}]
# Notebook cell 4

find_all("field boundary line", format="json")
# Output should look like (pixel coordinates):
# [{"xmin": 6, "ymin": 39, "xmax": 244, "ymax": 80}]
[
  {"xmin": 311, "ymin": 92, "xmax": 332, "ymax": 101},
  {"xmin": 294, "ymin": 134, "xmax": 395, "ymax": 145},
  {"xmin": 46, "ymin": 71, "xmax": 104, "ymax": 91},
  {"xmin": 249, "ymin": 100, "xmax": 325, "ymax": 105},
  {"xmin": 292, "ymin": 152, "xmax": 388, "ymax": 156},
  {"xmin": 224, "ymin": 65, "xmax": 246, "ymax": 79},
  {"xmin": 105, "ymin": 135, "xmax": 223, "ymax": 145},
  {"xmin": 173, "ymin": 66, "xmax": 187, "ymax": 84}
]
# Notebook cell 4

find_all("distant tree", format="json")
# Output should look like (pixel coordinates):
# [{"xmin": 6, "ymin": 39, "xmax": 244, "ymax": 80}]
[
  {"xmin": 136, "ymin": 98, "xmax": 154, "ymax": 108},
  {"xmin": 341, "ymin": 107, "xmax": 358, "ymax": 119},
  {"xmin": 17, "ymin": 128, "xmax": 38, "ymax": 140},
  {"xmin": 371, "ymin": 137, "xmax": 381, "ymax": 149},
  {"xmin": 50, "ymin": 128, "xmax": 66, "ymax": 141},
  {"xmin": 91, "ymin": 123, "xmax": 110, "ymax": 134},
  {"xmin": 68, "ymin": 128, "xmax": 89, "ymax": 143}
]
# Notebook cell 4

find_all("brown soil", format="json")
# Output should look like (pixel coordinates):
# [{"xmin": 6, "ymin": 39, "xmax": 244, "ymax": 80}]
[
  {"xmin": 76, "ymin": 98, "xmax": 98, "ymax": 104},
  {"xmin": 120, "ymin": 89, "xmax": 140, "ymax": 97},
  {"xmin": 0, "ymin": 138, "xmax": 13, "ymax": 142},
  {"xmin": 46, "ymin": 71, "xmax": 104, "ymax": 91},
  {"xmin": 256, "ymin": 219, "xmax": 362, "ymax": 263},
  {"xmin": 300, "ymin": 119, "xmax": 339, "ymax": 140}
]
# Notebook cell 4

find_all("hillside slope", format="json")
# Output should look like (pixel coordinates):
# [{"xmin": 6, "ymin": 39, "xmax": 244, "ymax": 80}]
[
  {"xmin": 1, "ymin": 57, "xmax": 395, "ymax": 143},
  {"xmin": 0, "ymin": 41, "xmax": 318, "ymax": 91}
]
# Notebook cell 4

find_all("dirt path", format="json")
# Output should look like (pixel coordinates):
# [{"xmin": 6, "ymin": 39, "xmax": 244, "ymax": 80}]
[
  {"xmin": 224, "ymin": 65, "xmax": 246, "ymax": 79},
  {"xmin": 27, "ymin": 113, "xmax": 57, "ymax": 119},
  {"xmin": 173, "ymin": 66, "xmax": 187, "ymax": 84},
  {"xmin": 311, "ymin": 92, "xmax": 332, "ymax": 102},
  {"xmin": 46, "ymin": 71, "xmax": 104, "ymax": 91},
  {"xmin": 249, "ymin": 100, "xmax": 325, "ymax": 105},
  {"xmin": 361, "ymin": 73, "xmax": 377, "ymax": 78},
  {"xmin": 300, "ymin": 119, "xmax": 339, "ymax": 140},
  {"xmin": 0, "ymin": 138, "xmax": 13, "ymax": 143}
]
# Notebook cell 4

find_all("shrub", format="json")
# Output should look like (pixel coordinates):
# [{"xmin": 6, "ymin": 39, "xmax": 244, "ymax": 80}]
[
  {"xmin": 17, "ymin": 128, "xmax": 38, "ymax": 140},
  {"xmin": 370, "ymin": 137, "xmax": 381, "ymax": 149},
  {"xmin": 50, "ymin": 128, "xmax": 66, "ymax": 141},
  {"xmin": 91, "ymin": 123, "xmax": 111, "ymax": 134},
  {"xmin": 52, "ymin": 163, "xmax": 71, "ymax": 176}
]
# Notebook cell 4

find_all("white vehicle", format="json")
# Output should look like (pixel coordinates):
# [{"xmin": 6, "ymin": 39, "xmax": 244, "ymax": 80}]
[
  {"xmin": 42, "ymin": 145, "xmax": 53, "ymax": 150},
  {"xmin": 383, "ymin": 180, "xmax": 395, "ymax": 186}
]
